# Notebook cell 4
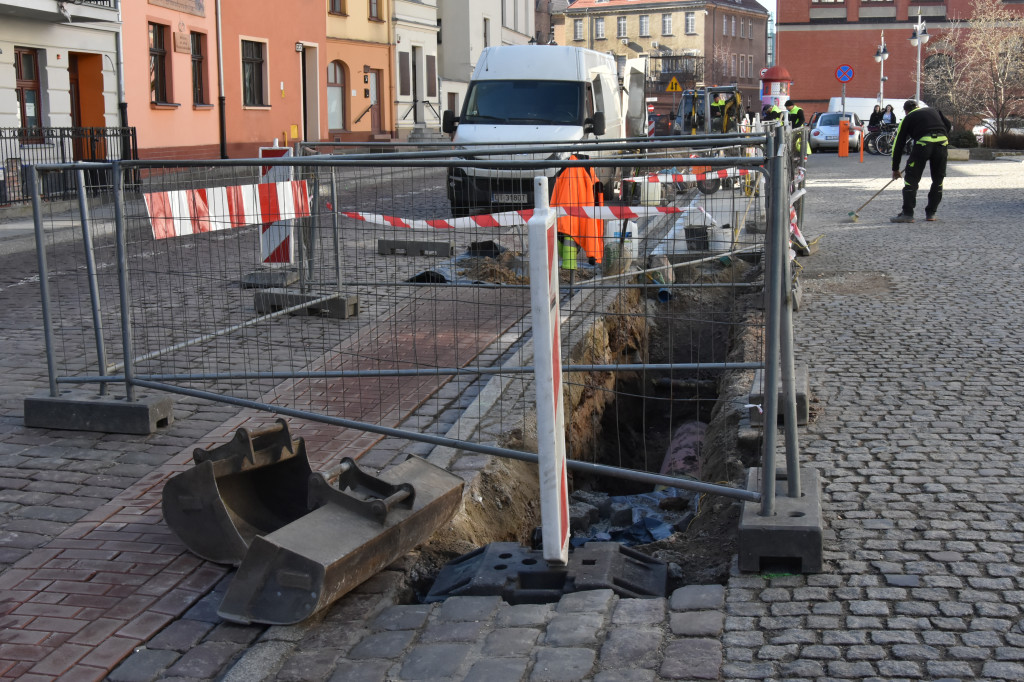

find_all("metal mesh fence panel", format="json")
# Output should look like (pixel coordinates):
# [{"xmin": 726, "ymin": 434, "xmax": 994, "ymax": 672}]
[{"xmin": 28, "ymin": 134, "xmax": 782, "ymax": 493}]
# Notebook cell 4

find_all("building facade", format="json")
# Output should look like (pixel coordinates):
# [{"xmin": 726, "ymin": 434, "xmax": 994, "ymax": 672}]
[
  {"xmin": 123, "ymin": 0, "xmax": 220, "ymax": 159},
  {"xmin": 393, "ymin": 0, "xmax": 441, "ymax": 141},
  {"xmin": 436, "ymin": 0, "xmax": 534, "ymax": 119},
  {"xmin": 0, "ymin": 0, "xmax": 124, "ymax": 202},
  {"xmin": 325, "ymin": 0, "xmax": 394, "ymax": 144},
  {"xmin": 0, "ymin": 0, "xmax": 122, "ymax": 131},
  {"xmin": 564, "ymin": 0, "xmax": 768, "ymax": 115},
  {"xmin": 776, "ymin": 0, "xmax": 1024, "ymax": 114}
]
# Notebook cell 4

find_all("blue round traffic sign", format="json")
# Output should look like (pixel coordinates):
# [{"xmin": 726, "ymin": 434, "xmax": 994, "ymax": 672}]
[{"xmin": 835, "ymin": 65, "xmax": 854, "ymax": 83}]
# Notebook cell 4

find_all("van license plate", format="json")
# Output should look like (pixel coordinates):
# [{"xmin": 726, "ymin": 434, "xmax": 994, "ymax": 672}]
[{"xmin": 493, "ymin": 193, "xmax": 527, "ymax": 203}]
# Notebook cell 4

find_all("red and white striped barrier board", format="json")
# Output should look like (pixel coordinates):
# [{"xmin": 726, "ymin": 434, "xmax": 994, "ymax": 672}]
[
  {"xmin": 527, "ymin": 176, "xmax": 570, "ymax": 565},
  {"xmin": 623, "ymin": 167, "xmax": 754, "ymax": 184},
  {"xmin": 144, "ymin": 181, "xmax": 311, "ymax": 263}
]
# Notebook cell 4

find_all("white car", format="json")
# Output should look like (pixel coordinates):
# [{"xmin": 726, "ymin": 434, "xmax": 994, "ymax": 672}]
[
  {"xmin": 808, "ymin": 112, "xmax": 863, "ymax": 152},
  {"xmin": 973, "ymin": 117, "xmax": 1024, "ymax": 143}
]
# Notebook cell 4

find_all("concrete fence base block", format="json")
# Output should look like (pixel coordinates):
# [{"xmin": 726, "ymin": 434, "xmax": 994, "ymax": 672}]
[
  {"xmin": 377, "ymin": 239, "xmax": 455, "ymax": 257},
  {"xmin": 240, "ymin": 269, "xmax": 300, "ymax": 289},
  {"xmin": 253, "ymin": 289, "xmax": 358, "ymax": 319},
  {"xmin": 24, "ymin": 390, "xmax": 174, "ymax": 435},
  {"xmin": 748, "ymin": 366, "xmax": 809, "ymax": 425},
  {"xmin": 738, "ymin": 466, "xmax": 823, "ymax": 573}
]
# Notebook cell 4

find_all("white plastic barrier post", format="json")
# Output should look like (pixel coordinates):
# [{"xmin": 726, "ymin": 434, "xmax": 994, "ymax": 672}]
[{"xmin": 527, "ymin": 176, "xmax": 570, "ymax": 566}]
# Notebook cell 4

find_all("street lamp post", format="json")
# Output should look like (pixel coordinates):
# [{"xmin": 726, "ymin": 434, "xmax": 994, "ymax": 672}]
[
  {"xmin": 909, "ymin": 10, "xmax": 930, "ymax": 103},
  {"xmin": 873, "ymin": 31, "xmax": 889, "ymax": 107}
]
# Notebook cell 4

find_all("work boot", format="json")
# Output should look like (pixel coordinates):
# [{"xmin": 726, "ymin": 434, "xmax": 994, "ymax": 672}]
[{"xmin": 890, "ymin": 213, "xmax": 915, "ymax": 223}]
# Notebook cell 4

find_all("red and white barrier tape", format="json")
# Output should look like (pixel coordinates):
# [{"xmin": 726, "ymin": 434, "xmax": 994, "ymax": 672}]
[
  {"xmin": 623, "ymin": 167, "xmax": 754, "ymax": 184},
  {"xmin": 338, "ymin": 204, "xmax": 694, "ymax": 230}
]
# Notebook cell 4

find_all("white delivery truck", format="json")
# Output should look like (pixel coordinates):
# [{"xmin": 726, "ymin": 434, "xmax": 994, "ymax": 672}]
[
  {"xmin": 442, "ymin": 45, "xmax": 646, "ymax": 217},
  {"xmin": 827, "ymin": 96, "xmax": 921, "ymax": 122}
]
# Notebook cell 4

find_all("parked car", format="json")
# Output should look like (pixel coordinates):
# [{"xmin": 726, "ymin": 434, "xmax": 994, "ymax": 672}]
[
  {"xmin": 973, "ymin": 117, "xmax": 1024, "ymax": 143},
  {"xmin": 809, "ymin": 112, "xmax": 863, "ymax": 151}
]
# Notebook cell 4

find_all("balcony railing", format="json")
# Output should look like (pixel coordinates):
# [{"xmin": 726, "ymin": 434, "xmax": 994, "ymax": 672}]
[{"xmin": 0, "ymin": 127, "xmax": 137, "ymax": 206}]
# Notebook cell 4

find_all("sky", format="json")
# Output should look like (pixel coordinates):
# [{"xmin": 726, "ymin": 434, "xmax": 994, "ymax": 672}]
[{"xmin": 756, "ymin": 1, "xmax": 776, "ymax": 17}]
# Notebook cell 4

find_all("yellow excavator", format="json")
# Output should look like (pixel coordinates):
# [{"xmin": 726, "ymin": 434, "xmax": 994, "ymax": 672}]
[
  {"xmin": 670, "ymin": 85, "xmax": 743, "ymax": 136},
  {"xmin": 668, "ymin": 86, "xmax": 744, "ymax": 193}
]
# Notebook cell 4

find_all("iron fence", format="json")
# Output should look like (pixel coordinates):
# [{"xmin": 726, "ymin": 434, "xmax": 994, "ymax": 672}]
[
  {"xmin": 25, "ymin": 129, "xmax": 805, "ymax": 523},
  {"xmin": 0, "ymin": 126, "xmax": 137, "ymax": 205}
]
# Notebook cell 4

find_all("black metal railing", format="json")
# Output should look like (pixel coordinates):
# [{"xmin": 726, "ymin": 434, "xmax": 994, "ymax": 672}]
[{"xmin": 0, "ymin": 126, "xmax": 137, "ymax": 205}]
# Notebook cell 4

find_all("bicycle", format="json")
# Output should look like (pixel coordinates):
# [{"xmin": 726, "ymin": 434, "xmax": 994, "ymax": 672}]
[
  {"xmin": 875, "ymin": 129, "xmax": 913, "ymax": 157},
  {"xmin": 864, "ymin": 123, "xmax": 896, "ymax": 155}
]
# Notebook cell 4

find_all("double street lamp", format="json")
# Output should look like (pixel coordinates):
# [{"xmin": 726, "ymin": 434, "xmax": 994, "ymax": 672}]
[
  {"xmin": 873, "ymin": 32, "xmax": 889, "ymax": 107},
  {"xmin": 909, "ymin": 11, "xmax": 930, "ymax": 103}
]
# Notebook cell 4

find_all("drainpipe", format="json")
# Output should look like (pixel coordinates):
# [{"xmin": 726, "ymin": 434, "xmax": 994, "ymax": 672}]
[
  {"xmin": 114, "ymin": 1, "xmax": 127, "ymax": 129},
  {"xmin": 216, "ymin": 0, "xmax": 227, "ymax": 158}
]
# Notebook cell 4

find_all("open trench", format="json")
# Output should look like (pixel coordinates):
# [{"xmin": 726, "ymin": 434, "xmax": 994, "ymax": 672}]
[{"xmin": 405, "ymin": 254, "xmax": 765, "ymax": 600}]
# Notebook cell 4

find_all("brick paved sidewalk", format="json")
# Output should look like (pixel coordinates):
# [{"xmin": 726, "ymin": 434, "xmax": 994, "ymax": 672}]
[{"xmin": 0, "ymin": 285, "xmax": 526, "ymax": 680}]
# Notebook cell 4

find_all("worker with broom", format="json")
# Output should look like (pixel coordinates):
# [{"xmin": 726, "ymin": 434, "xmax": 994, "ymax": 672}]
[{"xmin": 889, "ymin": 99, "xmax": 952, "ymax": 223}]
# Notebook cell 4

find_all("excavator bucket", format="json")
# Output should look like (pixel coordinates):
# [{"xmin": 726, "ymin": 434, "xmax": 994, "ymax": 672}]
[
  {"xmin": 162, "ymin": 419, "xmax": 314, "ymax": 566},
  {"xmin": 161, "ymin": 420, "xmax": 464, "ymax": 625}
]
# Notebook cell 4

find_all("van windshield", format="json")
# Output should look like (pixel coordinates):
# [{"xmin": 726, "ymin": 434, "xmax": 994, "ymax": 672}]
[{"xmin": 462, "ymin": 80, "xmax": 584, "ymax": 126}]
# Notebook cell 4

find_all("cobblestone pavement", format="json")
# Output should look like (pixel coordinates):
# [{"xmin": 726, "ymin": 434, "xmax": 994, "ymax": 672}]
[{"xmin": 3, "ymin": 152, "xmax": 1024, "ymax": 681}]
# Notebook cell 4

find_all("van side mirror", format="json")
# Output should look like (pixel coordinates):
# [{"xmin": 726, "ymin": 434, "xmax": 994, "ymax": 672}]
[
  {"xmin": 442, "ymin": 110, "xmax": 458, "ymax": 134},
  {"xmin": 587, "ymin": 111, "xmax": 606, "ymax": 136}
]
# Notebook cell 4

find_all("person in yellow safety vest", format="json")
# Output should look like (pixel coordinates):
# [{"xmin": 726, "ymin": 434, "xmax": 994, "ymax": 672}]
[
  {"xmin": 889, "ymin": 99, "xmax": 952, "ymax": 223},
  {"xmin": 763, "ymin": 101, "xmax": 784, "ymax": 121},
  {"xmin": 709, "ymin": 93, "xmax": 725, "ymax": 120},
  {"xmin": 785, "ymin": 100, "xmax": 812, "ymax": 156}
]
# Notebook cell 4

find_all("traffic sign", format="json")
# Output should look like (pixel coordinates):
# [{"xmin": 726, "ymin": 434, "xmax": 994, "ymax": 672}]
[
  {"xmin": 666, "ymin": 77, "xmax": 682, "ymax": 92},
  {"xmin": 760, "ymin": 67, "xmax": 768, "ymax": 78},
  {"xmin": 835, "ymin": 64, "xmax": 854, "ymax": 83}
]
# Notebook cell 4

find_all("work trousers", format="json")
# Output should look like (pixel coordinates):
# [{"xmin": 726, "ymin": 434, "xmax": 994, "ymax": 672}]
[{"xmin": 901, "ymin": 141, "xmax": 948, "ymax": 216}]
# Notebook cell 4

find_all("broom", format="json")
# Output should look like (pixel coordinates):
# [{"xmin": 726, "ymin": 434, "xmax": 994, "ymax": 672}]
[{"xmin": 847, "ymin": 177, "xmax": 897, "ymax": 222}]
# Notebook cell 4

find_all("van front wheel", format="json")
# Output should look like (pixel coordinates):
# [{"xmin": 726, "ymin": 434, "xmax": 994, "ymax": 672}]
[{"xmin": 697, "ymin": 178, "xmax": 721, "ymax": 195}]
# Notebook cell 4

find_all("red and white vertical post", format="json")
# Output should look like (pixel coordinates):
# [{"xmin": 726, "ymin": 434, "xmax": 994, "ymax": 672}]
[{"xmin": 527, "ymin": 176, "xmax": 570, "ymax": 565}]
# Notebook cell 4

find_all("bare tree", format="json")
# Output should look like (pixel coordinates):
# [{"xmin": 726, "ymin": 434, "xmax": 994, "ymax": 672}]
[
  {"xmin": 921, "ymin": 24, "xmax": 983, "ymax": 130},
  {"xmin": 930, "ymin": 0, "xmax": 1024, "ymax": 134},
  {"xmin": 706, "ymin": 44, "xmax": 732, "ymax": 86}
]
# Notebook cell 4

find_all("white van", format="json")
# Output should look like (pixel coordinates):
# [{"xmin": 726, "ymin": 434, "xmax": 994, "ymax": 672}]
[
  {"xmin": 827, "ymin": 96, "xmax": 921, "ymax": 123},
  {"xmin": 442, "ymin": 45, "xmax": 646, "ymax": 216}
]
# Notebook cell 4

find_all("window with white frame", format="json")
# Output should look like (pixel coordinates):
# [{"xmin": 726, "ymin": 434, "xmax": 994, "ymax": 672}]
[
  {"xmin": 639, "ymin": 15, "xmax": 650, "ymax": 37},
  {"xmin": 731, "ymin": 16, "xmax": 736, "ymax": 36},
  {"xmin": 748, "ymin": 55, "xmax": 754, "ymax": 77},
  {"xmin": 685, "ymin": 11, "xmax": 695, "ymax": 34},
  {"xmin": 574, "ymin": 19, "xmax": 584, "ymax": 40},
  {"xmin": 740, "ymin": 17, "xmax": 745, "ymax": 38},
  {"xmin": 595, "ymin": 17, "xmax": 605, "ymax": 39},
  {"xmin": 731, "ymin": 54, "xmax": 736, "ymax": 77},
  {"xmin": 661, "ymin": 13, "xmax": 672, "ymax": 35},
  {"xmin": 722, "ymin": 15, "xmax": 727, "ymax": 35},
  {"xmin": 739, "ymin": 55, "xmax": 745, "ymax": 78},
  {"xmin": 617, "ymin": 16, "xmax": 627, "ymax": 38}
]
